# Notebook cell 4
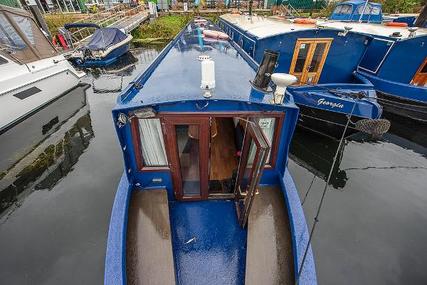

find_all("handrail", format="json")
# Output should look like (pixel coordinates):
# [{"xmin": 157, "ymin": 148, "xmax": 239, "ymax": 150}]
[{"xmin": 64, "ymin": 5, "xmax": 145, "ymax": 47}]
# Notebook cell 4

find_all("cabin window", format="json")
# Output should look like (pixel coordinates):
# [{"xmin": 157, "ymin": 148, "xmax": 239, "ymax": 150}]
[
  {"xmin": 138, "ymin": 118, "xmax": 168, "ymax": 167},
  {"xmin": 334, "ymin": 4, "xmax": 352, "ymax": 15},
  {"xmin": 357, "ymin": 4, "xmax": 380, "ymax": 15},
  {"xmin": 0, "ymin": 13, "xmax": 27, "ymax": 50},
  {"xmin": 10, "ymin": 14, "xmax": 56, "ymax": 59},
  {"xmin": 411, "ymin": 58, "xmax": 427, "ymax": 87},
  {"xmin": 371, "ymin": 6, "xmax": 381, "ymax": 15},
  {"xmin": 294, "ymin": 43, "xmax": 311, "ymax": 73}
]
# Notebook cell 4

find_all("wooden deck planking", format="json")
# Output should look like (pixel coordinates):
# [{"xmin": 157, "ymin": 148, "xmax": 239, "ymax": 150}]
[
  {"xmin": 245, "ymin": 186, "xmax": 295, "ymax": 285},
  {"xmin": 126, "ymin": 189, "xmax": 175, "ymax": 285}
]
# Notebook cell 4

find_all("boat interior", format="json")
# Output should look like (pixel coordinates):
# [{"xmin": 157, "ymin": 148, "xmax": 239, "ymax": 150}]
[{"xmin": 125, "ymin": 112, "xmax": 295, "ymax": 284}]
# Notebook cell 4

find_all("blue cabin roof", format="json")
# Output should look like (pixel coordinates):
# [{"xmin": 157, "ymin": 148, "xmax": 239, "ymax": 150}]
[
  {"xmin": 114, "ymin": 22, "xmax": 298, "ymax": 111},
  {"xmin": 330, "ymin": 0, "xmax": 383, "ymax": 23}
]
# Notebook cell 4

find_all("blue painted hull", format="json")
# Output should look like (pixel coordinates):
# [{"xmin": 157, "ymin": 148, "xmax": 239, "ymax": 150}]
[
  {"xmin": 74, "ymin": 43, "xmax": 130, "ymax": 67},
  {"xmin": 357, "ymin": 71, "xmax": 427, "ymax": 122}
]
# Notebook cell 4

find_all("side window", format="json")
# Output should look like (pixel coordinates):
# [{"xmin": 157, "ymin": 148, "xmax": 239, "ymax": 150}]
[
  {"xmin": 333, "ymin": 6, "xmax": 342, "ymax": 14},
  {"xmin": 138, "ymin": 118, "xmax": 168, "ymax": 167},
  {"xmin": 340, "ymin": 5, "xmax": 353, "ymax": 15},
  {"xmin": 370, "ymin": 6, "xmax": 381, "ymax": 15}
]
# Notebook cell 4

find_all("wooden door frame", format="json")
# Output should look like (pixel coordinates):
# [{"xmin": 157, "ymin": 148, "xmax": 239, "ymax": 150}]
[
  {"xmin": 134, "ymin": 112, "xmax": 285, "ymax": 201},
  {"xmin": 234, "ymin": 120, "xmax": 267, "ymax": 197},
  {"xmin": 411, "ymin": 57, "xmax": 427, "ymax": 86},
  {"xmin": 163, "ymin": 116, "xmax": 210, "ymax": 201},
  {"xmin": 289, "ymin": 38, "xmax": 333, "ymax": 85}
]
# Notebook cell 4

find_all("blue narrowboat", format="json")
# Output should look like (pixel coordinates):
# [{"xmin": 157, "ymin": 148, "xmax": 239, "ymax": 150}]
[
  {"xmin": 105, "ymin": 21, "xmax": 317, "ymax": 284},
  {"xmin": 65, "ymin": 24, "xmax": 133, "ymax": 67},
  {"xmin": 219, "ymin": 14, "xmax": 384, "ymax": 138},
  {"xmin": 314, "ymin": 19, "xmax": 427, "ymax": 122}
]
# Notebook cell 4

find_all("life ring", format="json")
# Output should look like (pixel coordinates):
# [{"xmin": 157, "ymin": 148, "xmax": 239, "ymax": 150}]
[
  {"xmin": 294, "ymin": 18, "xmax": 317, "ymax": 24},
  {"xmin": 202, "ymin": 29, "xmax": 229, "ymax": 40},
  {"xmin": 385, "ymin": 21, "xmax": 408, "ymax": 27}
]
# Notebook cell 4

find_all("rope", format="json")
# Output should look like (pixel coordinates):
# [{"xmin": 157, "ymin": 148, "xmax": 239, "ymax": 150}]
[
  {"xmin": 301, "ymin": 174, "xmax": 316, "ymax": 206},
  {"xmin": 295, "ymin": 100, "xmax": 357, "ymax": 285}
]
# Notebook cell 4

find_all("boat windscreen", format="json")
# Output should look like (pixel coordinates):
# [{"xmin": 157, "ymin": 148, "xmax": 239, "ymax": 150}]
[
  {"xmin": 86, "ymin": 28, "xmax": 128, "ymax": 51},
  {"xmin": 0, "ymin": 11, "xmax": 57, "ymax": 63}
]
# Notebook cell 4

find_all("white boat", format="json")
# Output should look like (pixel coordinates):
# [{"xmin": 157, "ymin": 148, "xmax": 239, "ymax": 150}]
[{"xmin": 0, "ymin": 4, "xmax": 85, "ymax": 133}]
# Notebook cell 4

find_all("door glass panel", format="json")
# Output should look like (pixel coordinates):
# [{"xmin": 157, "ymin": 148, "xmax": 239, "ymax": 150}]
[
  {"xmin": 176, "ymin": 125, "xmax": 200, "ymax": 196},
  {"xmin": 242, "ymin": 136, "xmax": 255, "ymax": 192},
  {"xmin": 309, "ymin": 43, "xmax": 326, "ymax": 72},
  {"xmin": 258, "ymin": 118, "xmax": 276, "ymax": 162},
  {"xmin": 294, "ymin": 43, "xmax": 311, "ymax": 73}
]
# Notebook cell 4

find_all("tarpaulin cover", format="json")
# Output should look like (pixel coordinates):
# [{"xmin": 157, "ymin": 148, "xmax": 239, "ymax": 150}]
[{"xmin": 86, "ymin": 28, "xmax": 127, "ymax": 51}]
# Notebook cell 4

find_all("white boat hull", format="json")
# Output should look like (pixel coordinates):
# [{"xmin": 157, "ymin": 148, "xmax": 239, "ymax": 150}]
[{"xmin": 0, "ymin": 55, "xmax": 85, "ymax": 132}]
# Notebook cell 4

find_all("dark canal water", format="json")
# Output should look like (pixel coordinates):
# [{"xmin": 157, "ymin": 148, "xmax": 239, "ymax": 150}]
[{"xmin": 0, "ymin": 47, "xmax": 426, "ymax": 285}]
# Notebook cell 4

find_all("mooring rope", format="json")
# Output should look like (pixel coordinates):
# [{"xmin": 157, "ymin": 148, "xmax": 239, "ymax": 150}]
[
  {"xmin": 301, "ymin": 174, "xmax": 316, "ymax": 206},
  {"xmin": 295, "ymin": 100, "xmax": 357, "ymax": 285}
]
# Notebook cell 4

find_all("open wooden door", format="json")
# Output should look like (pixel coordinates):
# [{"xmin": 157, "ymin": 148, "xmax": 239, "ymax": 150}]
[
  {"xmin": 289, "ymin": 38, "xmax": 333, "ymax": 85},
  {"xmin": 234, "ymin": 119, "xmax": 270, "ymax": 227}
]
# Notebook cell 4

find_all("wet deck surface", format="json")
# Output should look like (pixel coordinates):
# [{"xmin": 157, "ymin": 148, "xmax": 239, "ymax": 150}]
[
  {"xmin": 126, "ymin": 189, "xmax": 175, "ymax": 285},
  {"xmin": 245, "ymin": 186, "xmax": 294, "ymax": 285},
  {"xmin": 169, "ymin": 200, "xmax": 246, "ymax": 285}
]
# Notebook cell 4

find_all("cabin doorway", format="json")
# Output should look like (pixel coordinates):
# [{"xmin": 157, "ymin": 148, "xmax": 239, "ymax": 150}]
[
  {"xmin": 411, "ymin": 57, "xmax": 427, "ymax": 87},
  {"xmin": 163, "ymin": 115, "xmax": 278, "ymax": 203},
  {"xmin": 289, "ymin": 38, "xmax": 333, "ymax": 85}
]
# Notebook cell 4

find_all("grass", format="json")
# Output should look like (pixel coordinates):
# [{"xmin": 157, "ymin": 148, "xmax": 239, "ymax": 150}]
[
  {"xmin": 44, "ymin": 13, "xmax": 82, "ymax": 35},
  {"xmin": 132, "ymin": 14, "xmax": 193, "ymax": 45}
]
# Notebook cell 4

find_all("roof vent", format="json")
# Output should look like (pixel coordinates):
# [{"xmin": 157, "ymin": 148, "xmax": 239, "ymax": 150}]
[{"xmin": 271, "ymin": 73, "xmax": 297, "ymax": 104}]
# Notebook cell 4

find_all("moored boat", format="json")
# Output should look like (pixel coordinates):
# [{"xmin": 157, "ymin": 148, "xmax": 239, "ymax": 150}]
[
  {"xmin": 105, "ymin": 20, "xmax": 316, "ymax": 285},
  {"xmin": 0, "ymin": 4, "xmax": 85, "ymax": 134},
  {"xmin": 311, "ymin": 1, "xmax": 427, "ymax": 122},
  {"xmin": 219, "ymin": 13, "xmax": 385, "ymax": 139},
  {"xmin": 65, "ymin": 24, "xmax": 133, "ymax": 67}
]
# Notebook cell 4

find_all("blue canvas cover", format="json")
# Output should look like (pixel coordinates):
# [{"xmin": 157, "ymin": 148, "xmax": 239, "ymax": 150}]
[
  {"xmin": 329, "ymin": 0, "xmax": 383, "ymax": 23},
  {"xmin": 86, "ymin": 28, "xmax": 127, "ymax": 51}
]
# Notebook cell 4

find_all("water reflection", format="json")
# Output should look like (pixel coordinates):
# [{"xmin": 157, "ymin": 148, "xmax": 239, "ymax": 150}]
[
  {"xmin": 0, "ymin": 84, "xmax": 93, "ymax": 216},
  {"xmin": 290, "ymin": 127, "xmax": 348, "ymax": 189}
]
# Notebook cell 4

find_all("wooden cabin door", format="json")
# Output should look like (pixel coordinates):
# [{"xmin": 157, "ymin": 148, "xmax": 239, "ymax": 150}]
[
  {"xmin": 289, "ymin": 38, "xmax": 333, "ymax": 85},
  {"xmin": 234, "ymin": 119, "xmax": 270, "ymax": 227},
  {"xmin": 163, "ymin": 116, "xmax": 210, "ymax": 201},
  {"xmin": 411, "ymin": 57, "xmax": 427, "ymax": 87}
]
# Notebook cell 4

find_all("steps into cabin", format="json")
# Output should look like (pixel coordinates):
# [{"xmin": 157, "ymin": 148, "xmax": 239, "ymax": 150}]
[{"xmin": 126, "ymin": 189, "xmax": 175, "ymax": 285}]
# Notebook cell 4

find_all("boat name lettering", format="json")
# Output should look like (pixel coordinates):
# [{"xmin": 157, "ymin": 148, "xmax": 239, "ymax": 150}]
[{"xmin": 317, "ymin": 98, "xmax": 344, "ymax": 109}]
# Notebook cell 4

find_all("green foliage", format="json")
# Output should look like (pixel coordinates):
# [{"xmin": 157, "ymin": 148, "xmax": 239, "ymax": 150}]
[
  {"xmin": 374, "ymin": 0, "xmax": 423, "ymax": 13},
  {"xmin": 44, "ymin": 14, "xmax": 81, "ymax": 35},
  {"xmin": 132, "ymin": 15, "xmax": 193, "ymax": 44}
]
